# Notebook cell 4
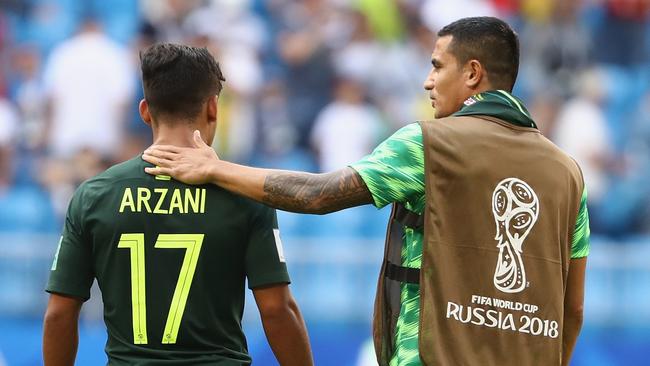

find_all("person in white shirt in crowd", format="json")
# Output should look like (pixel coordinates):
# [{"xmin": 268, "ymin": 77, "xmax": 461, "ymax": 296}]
[
  {"xmin": 553, "ymin": 68, "xmax": 613, "ymax": 204},
  {"xmin": 310, "ymin": 76, "xmax": 384, "ymax": 173},
  {"xmin": 0, "ymin": 97, "xmax": 17, "ymax": 188},
  {"xmin": 42, "ymin": 15, "xmax": 134, "ymax": 160}
]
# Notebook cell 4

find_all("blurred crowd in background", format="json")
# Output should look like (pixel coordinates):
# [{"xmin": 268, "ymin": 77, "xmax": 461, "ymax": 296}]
[
  {"xmin": 0, "ymin": 0, "xmax": 649, "ymax": 364},
  {"xmin": 0, "ymin": 0, "xmax": 649, "ymax": 237}
]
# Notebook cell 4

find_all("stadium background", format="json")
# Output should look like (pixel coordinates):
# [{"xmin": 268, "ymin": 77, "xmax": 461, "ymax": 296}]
[{"xmin": 0, "ymin": 0, "xmax": 649, "ymax": 364}]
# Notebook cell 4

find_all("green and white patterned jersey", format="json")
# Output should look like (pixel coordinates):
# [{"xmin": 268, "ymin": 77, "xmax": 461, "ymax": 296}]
[
  {"xmin": 350, "ymin": 91, "xmax": 591, "ymax": 366},
  {"xmin": 351, "ymin": 123, "xmax": 425, "ymax": 365}
]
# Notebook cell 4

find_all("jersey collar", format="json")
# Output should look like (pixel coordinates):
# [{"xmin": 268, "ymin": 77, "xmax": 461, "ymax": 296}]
[{"xmin": 452, "ymin": 90, "xmax": 537, "ymax": 129}]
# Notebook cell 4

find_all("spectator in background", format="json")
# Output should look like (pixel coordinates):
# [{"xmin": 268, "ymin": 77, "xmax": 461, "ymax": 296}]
[
  {"xmin": 595, "ymin": 0, "xmax": 649, "ymax": 67},
  {"xmin": 589, "ymin": 90, "xmax": 650, "ymax": 236},
  {"xmin": 185, "ymin": 0, "xmax": 265, "ymax": 163},
  {"xmin": 9, "ymin": 45, "xmax": 47, "ymax": 151},
  {"xmin": 276, "ymin": 0, "xmax": 335, "ymax": 150},
  {"xmin": 0, "ymin": 96, "xmax": 17, "ymax": 187},
  {"xmin": 592, "ymin": 0, "xmax": 649, "ymax": 149},
  {"xmin": 332, "ymin": 11, "xmax": 381, "ymax": 93},
  {"xmin": 311, "ymin": 77, "xmax": 384, "ymax": 173},
  {"xmin": 553, "ymin": 68, "xmax": 612, "ymax": 205},
  {"xmin": 379, "ymin": 17, "xmax": 437, "ymax": 126},
  {"xmin": 0, "ymin": 9, "xmax": 7, "ymax": 98},
  {"xmin": 622, "ymin": 91, "xmax": 650, "ymax": 233},
  {"xmin": 355, "ymin": 0, "xmax": 404, "ymax": 42},
  {"xmin": 39, "ymin": 15, "xmax": 134, "ymax": 218},
  {"xmin": 0, "ymin": 94, "xmax": 56, "ymax": 232},
  {"xmin": 138, "ymin": 0, "xmax": 202, "ymax": 43},
  {"xmin": 42, "ymin": 15, "xmax": 134, "ymax": 160},
  {"xmin": 518, "ymin": 0, "xmax": 592, "ymax": 98},
  {"xmin": 333, "ymin": 10, "xmax": 433, "ymax": 128},
  {"xmin": 255, "ymin": 79, "xmax": 296, "ymax": 158},
  {"xmin": 420, "ymin": 0, "xmax": 496, "ymax": 31}
]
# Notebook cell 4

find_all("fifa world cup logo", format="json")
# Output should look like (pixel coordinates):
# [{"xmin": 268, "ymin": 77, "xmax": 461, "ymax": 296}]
[{"xmin": 492, "ymin": 178, "xmax": 539, "ymax": 293}]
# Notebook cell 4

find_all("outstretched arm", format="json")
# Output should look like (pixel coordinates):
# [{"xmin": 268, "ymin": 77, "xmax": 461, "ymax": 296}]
[
  {"xmin": 143, "ymin": 131, "xmax": 373, "ymax": 214},
  {"xmin": 236, "ymin": 165, "xmax": 372, "ymax": 214}
]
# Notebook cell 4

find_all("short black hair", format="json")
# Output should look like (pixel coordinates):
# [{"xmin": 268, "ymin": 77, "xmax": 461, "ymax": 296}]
[
  {"xmin": 438, "ymin": 17, "xmax": 519, "ymax": 91},
  {"xmin": 140, "ymin": 43, "xmax": 225, "ymax": 121}
]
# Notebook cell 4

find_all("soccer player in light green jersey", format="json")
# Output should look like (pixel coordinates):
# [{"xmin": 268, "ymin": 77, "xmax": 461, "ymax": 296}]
[
  {"xmin": 43, "ymin": 43, "xmax": 313, "ymax": 366},
  {"xmin": 143, "ymin": 17, "xmax": 588, "ymax": 366}
]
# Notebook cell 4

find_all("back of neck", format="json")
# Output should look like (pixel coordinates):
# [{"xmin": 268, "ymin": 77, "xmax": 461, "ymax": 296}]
[{"xmin": 152, "ymin": 122, "xmax": 199, "ymax": 147}]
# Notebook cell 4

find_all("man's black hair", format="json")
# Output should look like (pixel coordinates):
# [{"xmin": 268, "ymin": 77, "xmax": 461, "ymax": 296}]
[
  {"xmin": 140, "ymin": 43, "xmax": 225, "ymax": 121},
  {"xmin": 438, "ymin": 17, "xmax": 519, "ymax": 91}
]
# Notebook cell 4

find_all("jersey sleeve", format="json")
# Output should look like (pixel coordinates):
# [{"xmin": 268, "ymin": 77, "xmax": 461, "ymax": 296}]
[
  {"xmin": 349, "ymin": 123, "xmax": 425, "ymax": 209},
  {"xmin": 245, "ymin": 205, "xmax": 290, "ymax": 289},
  {"xmin": 570, "ymin": 187, "xmax": 590, "ymax": 259},
  {"xmin": 46, "ymin": 185, "xmax": 95, "ymax": 300}
]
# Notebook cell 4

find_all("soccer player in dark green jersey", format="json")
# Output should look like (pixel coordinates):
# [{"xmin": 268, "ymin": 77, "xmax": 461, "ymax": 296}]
[
  {"xmin": 143, "ymin": 18, "xmax": 588, "ymax": 366},
  {"xmin": 43, "ymin": 43, "xmax": 313, "ymax": 366}
]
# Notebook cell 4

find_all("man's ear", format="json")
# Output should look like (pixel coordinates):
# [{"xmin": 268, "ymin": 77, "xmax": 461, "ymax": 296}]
[
  {"xmin": 465, "ymin": 60, "xmax": 484, "ymax": 89},
  {"xmin": 139, "ymin": 99, "xmax": 152, "ymax": 126},
  {"xmin": 207, "ymin": 95, "xmax": 219, "ymax": 124}
]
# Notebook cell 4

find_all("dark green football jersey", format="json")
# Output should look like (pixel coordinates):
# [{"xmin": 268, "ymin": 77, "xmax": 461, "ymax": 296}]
[{"xmin": 46, "ymin": 155, "xmax": 290, "ymax": 365}]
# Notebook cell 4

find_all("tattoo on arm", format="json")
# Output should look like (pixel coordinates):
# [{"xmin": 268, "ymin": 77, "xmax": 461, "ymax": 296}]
[{"xmin": 262, "ymin": 167, "xmax": 374, "ymax": 214}]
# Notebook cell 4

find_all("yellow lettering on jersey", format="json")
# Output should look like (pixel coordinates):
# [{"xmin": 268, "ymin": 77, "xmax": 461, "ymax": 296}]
[
  {"xmin": 200, "ymin": 188, "xmax": 206, "ymax": 213},
  {"xmin": 168, "ymin": 189, "xmax": 184, "ymax": 214},
  {"xmin": 153, "ymin": 188, "xmax": 169, "ymax": 214},
  {"xmin": 119, "ymin": 188, "xmax": 136, "ymax": 213},
  {"xmin": 137, "ymin": 188, "xmax": 152, "ymax": 213},
  {"xmin": 122, "ymin": 187, "xmax": 205, "ymax": 214},
  {"xmin": 185, "ymin": 188, "xmax": 200, "ymax": 213}
]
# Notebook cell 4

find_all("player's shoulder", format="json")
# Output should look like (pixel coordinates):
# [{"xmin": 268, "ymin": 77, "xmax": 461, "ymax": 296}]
[
  {"xmin": 540, "ymin": 134, "xmax": 585, "ymax": 180},
  {"xmin": 393, "ymin": 122, "xmax": 423, "ymax": 138},
  {"xmin": 75, "ymin": 155, "xmax": 144, "ymax": 197},
  {"xmin": 379, "ymin": 122, "xmax": 423, "ymax": 150},
  {"xmin": 102, "ymin": 155, "xmax": 146, "ymax": 179},
  {"xmin": 89, "ymin": 154, "xmax": 142, "ymax": 181},
  {"xmin": 419, "ymin": 115, "xmax": 474, "ymax": 134}
]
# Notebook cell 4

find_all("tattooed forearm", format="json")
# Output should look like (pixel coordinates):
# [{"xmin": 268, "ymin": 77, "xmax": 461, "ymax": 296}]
[{"xmin": 262, "ymin": 167, "xmax": 373, "ymax": 214}]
